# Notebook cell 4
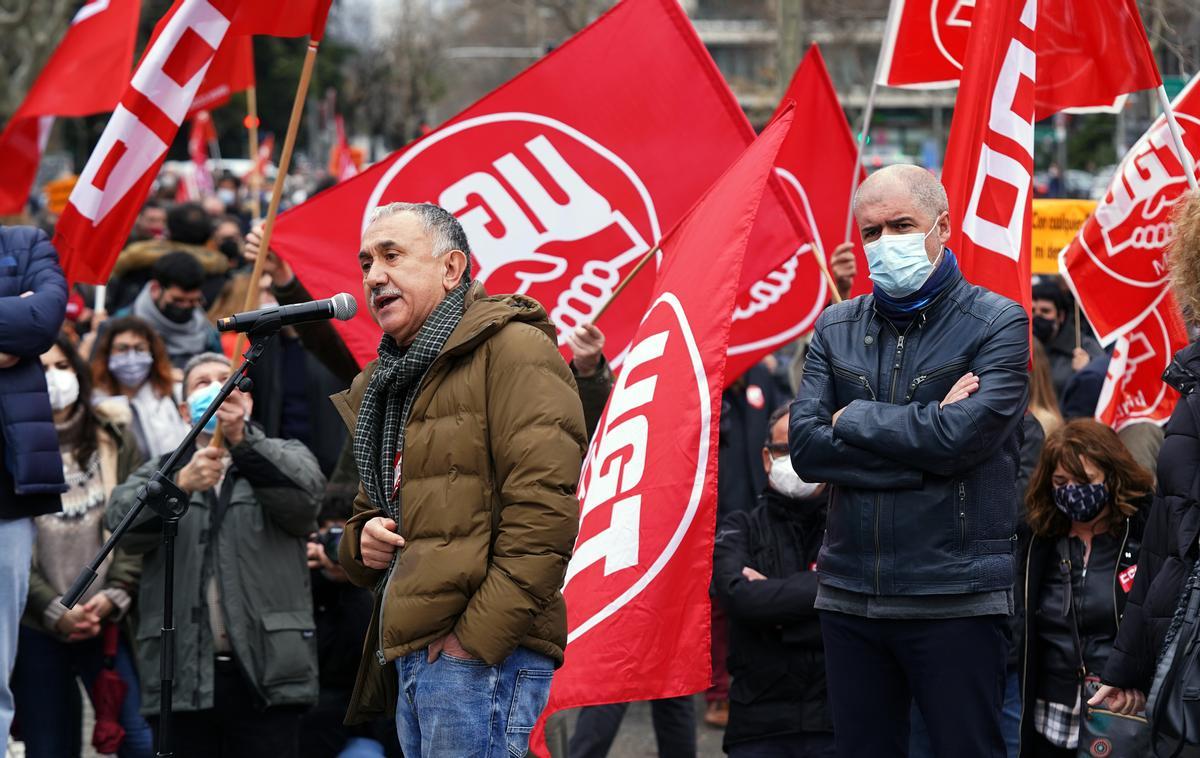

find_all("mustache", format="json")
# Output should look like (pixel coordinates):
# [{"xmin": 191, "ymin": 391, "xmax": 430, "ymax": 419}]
[{"xmin": 371, "ymin": 287, "xmax": 403, "ymax": 301}]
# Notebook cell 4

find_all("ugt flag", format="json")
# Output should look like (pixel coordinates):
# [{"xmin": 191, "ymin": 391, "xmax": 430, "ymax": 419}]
[
  {"xmin": 53, "ymin": 0, "xmax": 333, "ymax": 285},
  {"xmin": 1061, "ymin": 73, "xmax": 1200, "ymax": 345},
  {"xmin": 1095, "ymin": 293, "xmax": 1188, "ymax": 431},
  {"xmin": 269, "ymin": 0, "xmax": 820, "ymax": 373},
  {"xmin": 877, "ymin": 0, "xmax": 1160, "ymax": 116},
  {"xmin": 532, "ymin": 104, "xmax": 796, "ymax": 755},
  {"xmin": 942, "ymin": 0, "xmax": 1036, "ymax": 315},
  {"xmin": 0, "ymin": 0, "xmax": 140, "ymax": 214},
  {"xmin": 725, "ymin": 43, "xmax": 866, "ymax": 381}
]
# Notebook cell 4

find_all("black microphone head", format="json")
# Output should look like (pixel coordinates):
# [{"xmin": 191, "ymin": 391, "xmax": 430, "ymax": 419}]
[{"xmin": 331, "ymin": 293, "xmax": 357, "ymax": 321}]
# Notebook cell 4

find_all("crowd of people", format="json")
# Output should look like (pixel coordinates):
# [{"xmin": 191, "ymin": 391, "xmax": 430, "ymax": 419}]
[{"xmin": 0, "ymin": 162, "xmax": 1199, "ymax": 758}]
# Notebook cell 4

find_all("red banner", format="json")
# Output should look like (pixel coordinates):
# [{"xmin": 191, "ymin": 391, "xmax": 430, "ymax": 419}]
[
  {"xmin": 1095, "ymin": 293, "xmax": 1187, "ymax": 431},
  {"xmin": 53, "ymin": 0, "xmax": 334, "ymax": 284},
  {"xmin": 532, "ymin": 105, "xmax": 795, "ymax": 755},
  {"xmin": 942, "ymin": 0, "xmax": 1036, "ymax": 315},
  {"xmin": 0, "ymin": 0, "xmax": 140, "ymax": 214},
  {"xmin": 1061, "ymin": 74, "xmax": 1200, "ymax": 345},
  {"xmin": 269, "ymin": 0, "xmax": 818, "ymax": 373},
  {"xmin": 878, "ymin": 0, "xmax": 1160, "ymax": 117},
  {"xmin": 724, "ymin": 44, "xmax": 864, "ymax": 380},
  {"xmin": 188, "ymin": 34, "xmax": 254, "ymax": 117}
]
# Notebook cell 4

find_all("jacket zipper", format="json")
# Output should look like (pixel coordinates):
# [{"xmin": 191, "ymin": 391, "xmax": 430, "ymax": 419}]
[
  {"xmin": 1113, "ymin": 519, "xmax": 1131, "ymax": 629},
  {"xmin": 958, "ymin": 482, "xmax": 967, "ymax": 553},
  {"xmin": 875, "ymin": 327, "xmax": 913, "ymax": 593},
  {"xmin": 831, "ymin": 365, "xmax": 876, "ymax": 400},
  {"xmin": 904, "ymin": 359, "xmax": 970, "ymax": 403}
]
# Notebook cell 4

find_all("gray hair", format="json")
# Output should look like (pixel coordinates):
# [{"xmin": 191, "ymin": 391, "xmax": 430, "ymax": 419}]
[
  {"xmin": 182, "ymin": 352, "xmax": 231, "ymax": 392},
  {"xmin": 853, "ymin": 164, "xmax": 949, "ymax": 221},
  {"xmin": 366, "ymin": 202, "xmax": 472, "ymax": 260}
]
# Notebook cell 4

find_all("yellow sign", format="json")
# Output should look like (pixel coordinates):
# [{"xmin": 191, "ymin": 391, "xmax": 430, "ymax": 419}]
[{"xmin": 1030, "ymin": 198, "xmax": 1097, "ymax": 275}]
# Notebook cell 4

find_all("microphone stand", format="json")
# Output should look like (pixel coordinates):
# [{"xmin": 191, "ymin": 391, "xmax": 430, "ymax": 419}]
[{"xmin": 62, "ymin": 319, "xmax": 282, "ymax": 758}]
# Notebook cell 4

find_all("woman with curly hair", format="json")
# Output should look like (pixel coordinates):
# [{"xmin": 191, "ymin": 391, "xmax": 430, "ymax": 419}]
[
  {"xmin": 1092, "ymin": 191, "xmax": 1200, "ymax": 714},
  {"xmin": 1018, "ymin": 420, "xmax": 1153, "ymax": 756}
]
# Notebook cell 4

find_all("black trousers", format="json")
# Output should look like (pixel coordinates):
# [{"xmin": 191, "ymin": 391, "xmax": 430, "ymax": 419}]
[
  {"xmin": 819, "ymin": 611, "xmax": 1008, "ymax": 758},
  {"xmin": 148, "ymin": 657, "xmax": 303, "ymax": 758},
  {"xmin": 568, "ymin": 695, "xmax": 697, "ymax": 758}
]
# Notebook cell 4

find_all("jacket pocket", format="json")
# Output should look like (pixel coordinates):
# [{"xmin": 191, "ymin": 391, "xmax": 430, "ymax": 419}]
[
  {"xmin": 905, "ymin": 357, "xmax": 969, "ymax": 403},
  {"xmin": 830, "ymin": 361, "xmax": 876, "ymax": 401},
  {"xmin": 259, "ymin": 609, "xmax": 317, "ymax": 687}
]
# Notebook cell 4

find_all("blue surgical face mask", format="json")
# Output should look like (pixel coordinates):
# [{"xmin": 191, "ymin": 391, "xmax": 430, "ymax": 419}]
[
  {"xmin": 864, "ymin": 215, "xmax": 944, "ymax": 297},
  {"xmin": 186, "ymin": 381, "xmax": 222, "ymax": 435}
]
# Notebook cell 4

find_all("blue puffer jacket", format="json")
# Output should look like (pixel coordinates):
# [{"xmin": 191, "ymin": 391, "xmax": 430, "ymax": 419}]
[
  {"xmin": 0, "ymin": 226, "xmax": 68, "ymax": 516},
  {"xmin": 789, "ymin": 269, "xmax": 1030, "ymax": 596}
]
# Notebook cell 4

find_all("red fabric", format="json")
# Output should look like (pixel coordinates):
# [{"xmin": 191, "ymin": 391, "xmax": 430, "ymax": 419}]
[
  {"xmin": 1094, "ymin": 293, "xmax": 1187, "ymax": 431},
  {"xmin": 188, "ymin": 111, "xmax": 216, "ymax": 195},
  {"xmin": 188, "ymin": 34, "xmax": 254, "ymax": 117},
  {"xmin": 530, "ymin": 105, "xmax": 796, "ymax": 756},
  {"xmin": 1061, "ymin": 74, "xmax": 1200, "ymax": 345},
  {"xmin": 53, "ymin": 0, "xmax": 319, "ymax": 284},
  {"xmin": 90, "ymin": 624, "xmax": 128, "ymax": 754},
  {"xmin": 329, "ymin": 115, "xmax": 359, "ymax": 181},
  {"xmin": 269, "ymin": 0, "xmax": 817, "ymax": 375},
  {"xmin": 942, "ymin": 0, "xmax": 1036, "ymax": 318},
  {"xmin": 230, "ymin": 0, "xmax": 333, "ymax": 42},
  {"xmin": 878, "ymin": 0, "xmax": 1160, "ymax": 117},
  {"xmin": 0, "ymin": 0, "xmax": 140, "ymax": 214},
  {"xmin": 723, "ymin": 44, "xmax": 865, "ymax": 380}
]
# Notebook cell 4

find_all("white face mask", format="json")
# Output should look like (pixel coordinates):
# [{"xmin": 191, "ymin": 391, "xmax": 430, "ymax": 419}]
[
  {"xmin": 863, "ymin": 214, "xmax": 945, "ymax": 297},
  {"xmin": 768, "ymin": 455, "xmax": 821, "ymax": 500},
  {"xmin": 45, "ymin": 368, "xmax": 80, "ymax": 412}
]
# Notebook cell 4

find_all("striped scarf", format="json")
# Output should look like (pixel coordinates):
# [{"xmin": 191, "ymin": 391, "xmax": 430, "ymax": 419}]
[{"xmin": 354, "ymin": 278, "xmax": 471, "ymax": 524}]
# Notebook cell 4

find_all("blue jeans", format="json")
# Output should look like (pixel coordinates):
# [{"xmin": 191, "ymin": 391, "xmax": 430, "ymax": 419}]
[
  {"xmin": 0, "ymin": 517, "xmax": 34, "ymax": 740},
  {"xmin": 11, "ymin": 624, "xmax": 154, "ymax": 758},
  {"xmin": 1000, "ymin": 669, "xmax": 1021, "ymax": 758},
  {"xmin": 394, "ymin": 645, "xmax": 554, "ymax": 757}
]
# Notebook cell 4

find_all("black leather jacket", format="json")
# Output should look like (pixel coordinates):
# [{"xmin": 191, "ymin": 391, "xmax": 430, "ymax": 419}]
[{"xmin": 789, "ymin": 270, "xmax": 1030, "ymax": 596}]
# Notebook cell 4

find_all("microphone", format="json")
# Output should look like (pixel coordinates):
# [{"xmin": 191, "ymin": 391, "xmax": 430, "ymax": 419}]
[{"xmin": 217, "ymin": 292, "xmax": 358, "ymax": 332}]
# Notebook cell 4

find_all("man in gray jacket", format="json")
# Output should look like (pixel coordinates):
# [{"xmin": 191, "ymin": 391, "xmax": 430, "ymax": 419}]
[{"xmin": 106, "ymin": 352, "xmax": 325, "ymax": 758}]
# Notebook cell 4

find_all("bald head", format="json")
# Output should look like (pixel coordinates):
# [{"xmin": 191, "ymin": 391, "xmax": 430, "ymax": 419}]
[{"xmin": 854, "ymin": 164, "xmax": 949, "ymax": 221}]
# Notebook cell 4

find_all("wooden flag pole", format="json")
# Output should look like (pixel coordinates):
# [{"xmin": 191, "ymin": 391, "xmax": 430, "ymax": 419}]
[
  {"xmin": 592, "ymin": 244, "xmax": 660, "ymax": 323},
  {"xmin": 1157, "ymin": 85, "xmax": 1200, "ymax": 193},
  {"xmin": 212, "ymin": 41, "xmax": 321, "ymax": 448},
  {"xmin": 814, "ymin": 246, "xmax": 843, "ymax": 304},
  {"xmin": 246, "ymin": 85, "xmax": 262, "ymax": 221}
]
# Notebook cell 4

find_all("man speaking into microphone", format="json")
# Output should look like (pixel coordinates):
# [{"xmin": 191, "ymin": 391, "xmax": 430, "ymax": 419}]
[
  {"xmin": 328, "ymin": 202, "xmax": 586, "ymax": 757},
  {"xmin": 789, "ymin": 165, "xmax": 1029, "ymax": 757}
]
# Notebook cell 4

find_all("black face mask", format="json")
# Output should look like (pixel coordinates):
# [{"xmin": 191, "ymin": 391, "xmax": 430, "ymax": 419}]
[
  {"xmin": 158, "ymin": 300, "xmax": 194, "ymax": 324},
  {"xmin": 1032, "ymin": 316, "xmax": 1057, "ymax": 345},
  {"xmin": 217, "ymin": 237, "xmax": 241, "ymax": 262}
]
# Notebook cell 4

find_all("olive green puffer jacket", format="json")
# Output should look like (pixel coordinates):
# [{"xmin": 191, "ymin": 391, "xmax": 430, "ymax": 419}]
[{"xmin": 335, "ymin": 283, "xmax": 587, "ymax": 724}]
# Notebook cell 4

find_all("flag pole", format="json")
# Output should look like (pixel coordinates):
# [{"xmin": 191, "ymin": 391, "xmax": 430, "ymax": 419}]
[
  {"xmin": 593, "ymin": 244, "xmax": 660, "ymax": 322},
  {"xmin": 842, "ymin": 79, "xmax": 877, "ymax": 245},
  {"xmin": 1158, "ymin": 85, "xmax": 1200, "ymax": 193},
  {"xmin": 246, "ymin": 85, "xmax": 262, "ymax": 221},
  {"xmin": 212, "ymin": 40, "xmax": 321, "ymax": 448},
  {"xmin": 813, "ymin": 246, "xmax": 844, "ymax": 304}
]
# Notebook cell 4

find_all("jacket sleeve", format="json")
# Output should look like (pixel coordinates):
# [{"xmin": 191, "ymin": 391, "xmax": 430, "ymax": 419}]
[
  {"xmin": 572, "ymin": 355, "xmax": 613, "ymax": 441},
  {"xmin": 0, "ymin": 228, "xmax": 68, "ymax": 356},
  {"xmin": 104, "ymin": 458, "xmax": 170, "ymax": 555},
  {"xmin": 25, "ymin": 564, "xmax": 61, "ymax": 631},
  {"xmin": 789, "ymin": 317, "xmax": 925, "ymax": 490},
  {"xmin": 229, "ymin": 425, "xmax": 324, "ymax": 538},
  {"xmin": 272, "ymin": 275, "xmax": 361, "ymax": 385},
  {"xmin": 713, "ymin": 512, "xmax": 818, "ymax": 625},
  {"xmin": 337, "ymin": 485, "xmax": 386, "ymax": 589},
  {"xmin": 454, "ymin": 323, "xmax": 587, "ymax": 665},
  {"xmin": 833, "ymin": 303, "xmax": 1030, "ymax": 478}
]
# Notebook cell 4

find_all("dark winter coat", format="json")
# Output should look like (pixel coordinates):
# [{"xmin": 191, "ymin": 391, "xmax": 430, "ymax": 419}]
[
  {"xmin": 713, "ymin": 487, "xmax": 832, "ymax": 749},
  {"xmin": 1102, "ymin": 341, "xmax": 1200, "ymax": 693},
  {"xmin": 0, "ymin": 225, "xmax": 68, "ymax": 516},
  {"xmin": 719, "ymin": 364, "xmax": 792, "ymax": 520}
]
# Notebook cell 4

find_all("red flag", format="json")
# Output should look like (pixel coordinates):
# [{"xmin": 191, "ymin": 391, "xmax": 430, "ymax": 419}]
[
  {"xmin": 0, "ymin": 0, "xmax": 140, "ymax": 214},
  {"xmin": 188, "ymin": 35, "xmax": 254, "ymax": 117},
  {"xmin": 532, "ymin": 105, "xmax": 796, "ymax": 754},
  {"xmin": 230, "ymin": 0, "xmax": 333, "ymax": 41},
  {"xmin": 269, "ymin": 0, "xmax": 819, "ymax": 372},
  {"xmin": 878, "ymin": 0, "xmax": 1160, "ymax": 117},
  {"xmin": 942, "ymin": 0, "xmax": 1036, "ymax": 315},
  {"xmin": 724, "ymin": 44, "xmax": 865, "ymax": 380},
  {"xmin": 188, "ymin": 111, "xmax": 216, "ymax": 196},
  {"xmin": 1095, "ymin": 294, "xmax": 1187, "ymax": 431},
  {"xmin": 1061, "ymin": 74, "xmax": 1200, "ymax": 345},
  {"xmin": 53, "ymin": 0, "xmax": 334, "ymax": 284},
  {"xmin": 329, "ymin": 115, "xmax": 360, "ymax": 181}
]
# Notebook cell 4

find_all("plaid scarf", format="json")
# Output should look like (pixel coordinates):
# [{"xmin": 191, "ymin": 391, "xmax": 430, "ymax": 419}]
[{"xmin": 354, "ymin": 278, "xmax": 471, "ymax": 522}]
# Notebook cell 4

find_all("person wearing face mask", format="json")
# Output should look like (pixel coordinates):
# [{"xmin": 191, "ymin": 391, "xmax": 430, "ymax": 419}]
[
  {"xmin": 11, "ymin": 333, "xmax": 152, "ymax": 758},
  {"xmin": 1030, "ymin": 282, "xmax": 1104, "ymax": 400},
  {"xmin": 713, "ymin": 406, "xmax": 834, "ymax": 757},
  {"xmin": 104, "ymin": 352, "xmax": 325, "ymax": 758},
  {"xmin": 111, "ymin": 251, "xmax": 223, "ymax": 369},
  {"xmin": 91, "ymin": 316, "xmax": 189, "ymax": 459},
  {"xmin": 1016, "ymin": 420, "xmax": 1151, "ymax": 756},
  {"xmin": 790, "ymin": 164, "xmax": 1030, "ymax": 757}
]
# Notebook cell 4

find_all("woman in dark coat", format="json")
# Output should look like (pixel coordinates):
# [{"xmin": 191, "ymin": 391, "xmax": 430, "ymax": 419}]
[{"xmin": 1093, "ymin": 191, "xmax": 1200, "ymax": 713}]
